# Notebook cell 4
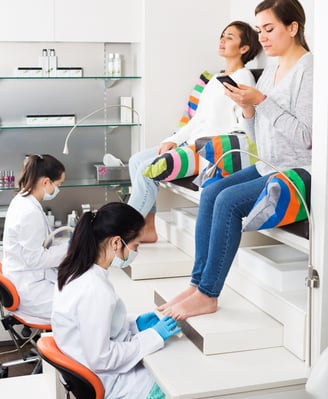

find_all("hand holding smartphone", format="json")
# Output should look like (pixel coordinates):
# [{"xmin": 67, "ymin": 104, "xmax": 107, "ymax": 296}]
[{"xmin": 216, "ymin": 75, "xmax": 239, "ymax": 91}]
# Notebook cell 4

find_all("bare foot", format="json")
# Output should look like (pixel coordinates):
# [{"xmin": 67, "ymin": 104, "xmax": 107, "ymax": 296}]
[
  {"xmin": 157, "ymin": 285, "xmax": 197, "ymax": 312},
  {"xmin": 141, "ymin": 213, "xmax": 158, "ymax": 243},
  {"xmin": 162, "ymin": 290, "xmax": 218, "ymax": 320}
]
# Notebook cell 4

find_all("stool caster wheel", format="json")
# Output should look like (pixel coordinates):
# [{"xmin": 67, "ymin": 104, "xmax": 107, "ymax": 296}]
[
  {"xmin": 22, "ymin": 326, "xmax": 32, "ymax": 337},
  {"xmin": 0, "ymin": 366, "xmax": 9, "ymax": 378}
]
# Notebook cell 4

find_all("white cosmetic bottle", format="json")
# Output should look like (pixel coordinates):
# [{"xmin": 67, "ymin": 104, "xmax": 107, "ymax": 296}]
[
  {"xmin": 67, "ymin": 210, "xmax": 78, "ymax": 229},
  {"xmin": 108, "ymin": 53, "xmax": 114, "ymax": 76},
  {"xmin": 47, "ymin": 210, "xmax": 55, "ymax": 230},
  {"xmin": 48, "ymin": 48, "xmax": 57, "ymax": 77},
  {"xmin": 113, "ymin": 53, "xmax": 121, "ymax": 77}
]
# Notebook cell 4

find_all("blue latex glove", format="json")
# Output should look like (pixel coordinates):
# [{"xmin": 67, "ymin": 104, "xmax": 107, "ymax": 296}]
[
  {"xmin": 136, "ymin": 312, "xmax": 160, "ymax": 331},
  {"xmin": 152, "ymin": 315, "xmax": 182, "ymax": 341}
]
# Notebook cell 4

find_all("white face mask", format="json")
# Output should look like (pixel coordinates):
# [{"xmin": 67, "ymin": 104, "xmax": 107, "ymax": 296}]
[
  {"xmin": 43, "ymin": 184, "xmax": 60, "ymax": 201},
  {"xmin": 111, "ymin": 239, "xmax": 138, "ymax": 269}
]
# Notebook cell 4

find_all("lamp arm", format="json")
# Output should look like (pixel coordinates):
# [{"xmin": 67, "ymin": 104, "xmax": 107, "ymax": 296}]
[
  {"xmin": 62, "ymin": 105, "xmax": 140, "ymax": 155},
  {"xmin": 206, "ymin": 147, "xmax": 316, "ymax": 366}
]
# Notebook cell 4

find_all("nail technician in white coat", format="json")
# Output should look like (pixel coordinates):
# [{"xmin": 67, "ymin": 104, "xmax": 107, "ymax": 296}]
[
  {"xmin": 2, "ymin": 154, "xmax": 68, "ymax": 322},
  {"xmin": 52, "ymin": 202, "xmax": 181, "ymax": 399}
]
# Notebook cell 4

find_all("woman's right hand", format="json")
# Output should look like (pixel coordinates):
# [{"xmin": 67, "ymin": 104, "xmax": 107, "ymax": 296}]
[
  {"xmin": 158, "ymin": 142, "xmax": 177, "ymax": 155},
  {"xmin": 152, "ymin": 315, "xmax": 181, "ymax": 341}
]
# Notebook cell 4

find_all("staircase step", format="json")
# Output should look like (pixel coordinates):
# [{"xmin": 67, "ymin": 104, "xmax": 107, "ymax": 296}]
[
  {"xmin": 156, "ymin": 210, "xmax": 278, "ymax": 257},
  {"xmin": 154, "ymin": 279, "xmax": 283, "ymax": 355},
  {"xmin": 155, "ymin": 211, "xmax": 195, "ymax": 255},
  {"xmin": 155, "ymin": 210, "xmax": 306, "ymax": 358},
  {"xmin": 123, "ymin": 239, "xmax": 193, "ymax": 280},
  {"xmin": 171, "ymin": 206, "xmax": 198, "ymax": 232},
  {"xmin": 227, "ymin": 256, "xmax": 307, "ymax": 360},
  {"xmin": 238, "ymin": 244, "xmax": 308, "ymax": 291}
]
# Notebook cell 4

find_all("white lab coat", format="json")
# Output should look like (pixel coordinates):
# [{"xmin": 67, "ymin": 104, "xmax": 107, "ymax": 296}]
[
  {"xmin": 51, "ymin": 264, "xmax": 164, "ymax": 399},
  {"xmin": 2, "ymin": 193, "xmax": 68, "ymax": 321}
]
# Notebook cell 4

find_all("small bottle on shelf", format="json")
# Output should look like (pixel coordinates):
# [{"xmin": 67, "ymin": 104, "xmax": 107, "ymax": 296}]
[
  {"xmin": 9, "ymin": 170, "xmax": 15, "ymax": 187},
  {"xmin": 48, "ymin": 48, "xmax": 57, "ymax": 77},
  {"xmin": 108, "ymin": 53, "xmax": 114, "ymax": 76},
  {"xmin": 67, "ymin": 210, "xmax": 78, "ymax": 228},
  {"xmin": 67, "ymin": 210, "xmax": 78, "ymax": 238},
  {"xmin": 39, "ymin": 48, "xmax": 49, "ymax": 77},
  {"xmin": 0, "ymin": 170, "xmax": 4, "ymax": 189},
  {"xmin": 47, "ymin": 210, "xmax": 55, "ymax": 230},
  {"xmin": 113, "ymin": 53, "xmax": 122, "ymax": 77},
  {"xmin": 3, "ymin": 170, "xmax": 9, "ymax": 188}
]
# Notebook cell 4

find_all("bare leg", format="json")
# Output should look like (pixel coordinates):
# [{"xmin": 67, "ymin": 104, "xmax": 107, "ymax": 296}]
[
  {"xmin": 162, "ymin": 289, "xmax": 218, "ymax": 320},
  {"xmin": 141, "ymin": 213, "xmax": 158, "ymax": 243},
  {"xmin": 157, "ymin": 285, "xmax": 197, "ymax": 312}
]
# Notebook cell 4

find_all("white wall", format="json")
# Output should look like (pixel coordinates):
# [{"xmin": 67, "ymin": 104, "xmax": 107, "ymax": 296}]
[{"xmin": 141, "ymin": 0, "xmax": 230, "ymax": 148}]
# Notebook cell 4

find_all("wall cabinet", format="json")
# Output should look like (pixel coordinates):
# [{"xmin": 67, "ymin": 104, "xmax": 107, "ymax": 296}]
[
  {"xmin": 0, "ymin": 0, "xmax": 142, "ymax": 43},
  {"xmin": 0, "ymin": 0, "xmax": 54, "ymax": 41},
  {"xmin": 54, "ymin": 0, "xmax": 142, "ymax": 42}
]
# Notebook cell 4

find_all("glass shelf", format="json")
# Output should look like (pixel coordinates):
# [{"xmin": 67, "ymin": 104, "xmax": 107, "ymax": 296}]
[
  {"xmin": 0, "ymin": 179, "xmax": 130, "ymax": 192},
  {"xmin": 0, "ymin": 75, "xmax": 141, "ymax": 80},
  {"xmin": 0, "ymin": 122, "xmax": 141, "ymax": 130},
  {"xmin": 62, "ymin": 179, "xmax": 131, "ymax": 188}
]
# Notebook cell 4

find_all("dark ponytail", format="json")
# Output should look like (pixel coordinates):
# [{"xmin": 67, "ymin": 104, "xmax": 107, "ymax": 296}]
[
  {"xmin": 57, "ymin": 202, "xmax": 145, "ymax": 290},
  {"xmin": 18, "ymin": 154, "xmax": 65, "ymax": 195}
]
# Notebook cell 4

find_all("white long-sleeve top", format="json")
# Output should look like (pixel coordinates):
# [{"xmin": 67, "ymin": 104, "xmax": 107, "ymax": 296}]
[
  {"xmin": 162, "ymin": 68, "xmax": 256, "ymax": 146},
  {"xmin": 2, "ymin": 193, "xmax": 68, "ymax": 321},
  {"xmin": 51, "ymin": 264, "xmax": 164, "ymax": 399},
  {"xmin": 242, "ymin": 52, "xmax": 313, "ymax": 175}
]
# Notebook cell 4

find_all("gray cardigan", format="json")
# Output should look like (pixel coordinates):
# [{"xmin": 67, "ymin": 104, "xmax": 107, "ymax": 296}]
[{"xmin": 243, "ymin": 52, "xmax": 313, "ymax": 176}]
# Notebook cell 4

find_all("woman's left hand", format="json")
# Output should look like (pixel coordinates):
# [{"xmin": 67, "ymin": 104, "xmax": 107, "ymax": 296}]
[
  {"xmin": 223, "ymin": 83, "xmax": 266, "ymax": 118},
  {"xmin": 136, "ymin": 312, "xmax": 160, "ymax": 331}
]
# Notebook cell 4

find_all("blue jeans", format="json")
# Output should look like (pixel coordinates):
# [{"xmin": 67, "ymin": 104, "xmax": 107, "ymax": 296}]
[
  {"xmin": 128, "ymin": 146, "xmax": 160, "ymax": 216},
  {"xmin": 192, "ymin": 165, "xmax": 272, "ymax": 297}
]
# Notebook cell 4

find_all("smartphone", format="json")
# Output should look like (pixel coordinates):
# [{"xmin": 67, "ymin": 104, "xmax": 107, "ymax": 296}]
[{"xmin": 216, "ymin": 75, "xmax": 239, "ymax": 90}]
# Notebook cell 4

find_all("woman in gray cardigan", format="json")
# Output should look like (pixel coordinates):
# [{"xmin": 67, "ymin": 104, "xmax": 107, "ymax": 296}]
[{"xmin": 158, "ymin": 0, "xmax": 312, "ymax": 320}]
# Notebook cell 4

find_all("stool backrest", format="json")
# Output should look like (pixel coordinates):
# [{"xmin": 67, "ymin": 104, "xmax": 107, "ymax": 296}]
[
  {"xmin": 250, "ymin": 68, "xmax": 264, "ymax": 82},
  {"xmin": 37, "ymin": 335, "xmax": 105, "ymax": 399},
  {"xmin": 0, "ymin": 264, "xmax": 20, "ymax": 311}
]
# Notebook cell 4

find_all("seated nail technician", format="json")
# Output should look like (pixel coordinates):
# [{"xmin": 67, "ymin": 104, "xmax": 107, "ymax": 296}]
[
  {"xmin": 127, "ymin": 20, "xmax": 262, "ymax": 243},
  {"xmin": 51, "ymin": 202, "xmax": 181, "ymax": 399},
  {"xmin": 2, "ymin": 154, "xmax": 67, "ymax": 321}
]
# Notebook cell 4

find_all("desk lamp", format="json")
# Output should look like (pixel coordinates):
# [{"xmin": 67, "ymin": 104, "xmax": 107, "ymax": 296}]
[{"xmin": 62, "ymin": 105, "xmax": 140, "ymax": 155}]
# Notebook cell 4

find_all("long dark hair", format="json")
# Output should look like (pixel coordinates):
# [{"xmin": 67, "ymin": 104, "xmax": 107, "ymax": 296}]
[
  {"xmin": 57, "ymin": 202, "xmax": 145, "ymax": 290},
  {"xmin": 221, "ymin": 21, "xmax": 262, "ymax": 65},
  {"xmin": 255, "ymin": 0, "xmax": 310, "ymax": 51},
  {"xmin": 18, "ymin": 154, "xmax": 65, "ymax": 195}
]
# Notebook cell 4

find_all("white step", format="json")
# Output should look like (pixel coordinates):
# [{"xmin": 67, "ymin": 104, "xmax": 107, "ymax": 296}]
[
  {"xmin": 154, "ymin": 278, "xmax": 283, "ymax": 355},
  {"xmin": 123, "ymin": 239, "xmax": 193, "ymax": 280},
  {"xmin": 171, "ymin": 206, "xmax": 198, "ymax": 232},
  {"xmin": 155, "ymin": 210, "xmax": 307, "ymax": 359},
  {"xmin": 227, "ymin": 257, "xmax": 307, "ymax": 360},
  {"xmin": 238, "ymin": 244, "xmax": 308, "ymax": 292},
  {"xmin": 144, "ymin": 343, "xmax": 308, "ymax": 399},
  {"xmin": 156, "ymin": 210, "xmax": 279, "ymax": 257},
  {"xmin": 155, "ymin": 211, "xmax": 195, "ymax": 255}
]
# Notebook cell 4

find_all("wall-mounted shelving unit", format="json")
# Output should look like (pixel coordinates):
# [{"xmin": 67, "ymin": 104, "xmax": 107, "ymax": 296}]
[{"xmin": 0, "ymin": 41, "xmax": 142, "ymax": 222}]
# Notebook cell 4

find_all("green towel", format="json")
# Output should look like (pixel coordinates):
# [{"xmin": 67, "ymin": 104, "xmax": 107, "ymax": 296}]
[{"xmin": 146, "ymin": 383, "xmax": 165, "ymax": 399}]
